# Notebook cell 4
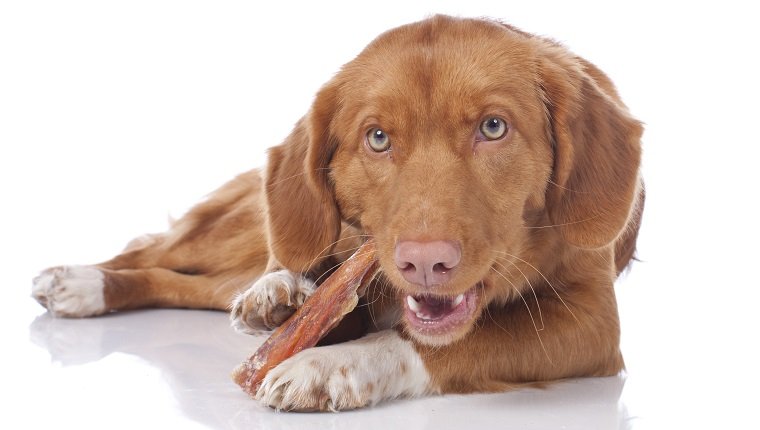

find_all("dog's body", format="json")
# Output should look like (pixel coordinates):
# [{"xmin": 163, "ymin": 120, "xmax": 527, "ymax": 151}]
[{"xmin": 33, "ymin": 16, "xmax": 643, "ymax": 411}]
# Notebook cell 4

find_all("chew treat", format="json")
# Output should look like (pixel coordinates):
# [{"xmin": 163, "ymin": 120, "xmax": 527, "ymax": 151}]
[{"xmin": 232, "ymin": 239, "xmax": 378, "ymax": 395}]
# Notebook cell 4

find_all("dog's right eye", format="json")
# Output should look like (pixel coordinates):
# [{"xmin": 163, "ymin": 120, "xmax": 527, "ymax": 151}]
[
  {"xmin": 479, "ymin": 117, "xmax": 508, "ymax": 140},
  {"xmin": 366, "ymin": 128, "xmax": 391, "ymax": 152}
]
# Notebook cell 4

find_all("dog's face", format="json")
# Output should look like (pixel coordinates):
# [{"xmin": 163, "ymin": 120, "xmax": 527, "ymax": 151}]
[
  {"xmin": 327, "ymin": 25, "xmax": 554, "ymax": 345},
  {"xmin": 265, "ymin": 16, "xmax": 642, "ymax": 346}
]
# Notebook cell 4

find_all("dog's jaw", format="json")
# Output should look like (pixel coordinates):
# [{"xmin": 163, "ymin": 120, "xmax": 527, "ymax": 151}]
[{"xmin": 399, "ymin": 283, "xmax": 484, "ymax": 346}]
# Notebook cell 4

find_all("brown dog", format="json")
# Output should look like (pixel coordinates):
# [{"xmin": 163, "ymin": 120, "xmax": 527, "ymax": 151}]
[{"xmin": 32, "ymin": 15, "xmax": 643, "ymax": 411}]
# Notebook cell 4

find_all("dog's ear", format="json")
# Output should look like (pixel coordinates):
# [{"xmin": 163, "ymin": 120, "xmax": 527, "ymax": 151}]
[
  {"xmin": 265, "ymin": 80, "xmax": 342, "ymax": 271},
  {"xmin": 540, "ymin": 47, "xmax": 643, "ymax": 249}
]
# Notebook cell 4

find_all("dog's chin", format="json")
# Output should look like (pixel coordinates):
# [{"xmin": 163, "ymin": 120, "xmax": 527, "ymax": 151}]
[{"xmin": 400, "ymin": 283, "xmax": 483, "ymax": 347}]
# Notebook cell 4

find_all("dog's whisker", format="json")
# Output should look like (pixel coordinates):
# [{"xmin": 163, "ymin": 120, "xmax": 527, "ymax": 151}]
[
  {"xmin": 264, "ymin": 170, "xmax": 309, "ymax": 189},
  {"xmin": 309, "ymin": 258, "xmax": 355, "ymax": 286},
  {"xmin": 490, "ymin": 267, "xmax": 553, "ymax": 365},
  {"xmin": 301, "ymin": 234, "xmax": 369, "ymax": 273},
  {"xmin": 594, "ymin": 248, "xmax": 613, "ymax": 267},
  {"xmin": 480, "ymin": 285, "xmax": 513, "ymax": 339},
  {"xmin": 259, "ymin": 207, "xmax": 369, "ymax": 276},
  {"xmin": 366, "ymin": 278, "xmax": 387, "ymax": 329},
  {"xmin": 490, "ymin": 266, "xmax": 543, "ymax": 333},
  {"xmin": 546, "ymin": 179, "xmax": 587, "ymax": 193},
  {"xmin": 359, "ymin": 289, "xmax": 381, "ymax": 330},
  {"xmin": 298, "ymin": 234, "xmax": 367, "ymax": 274},
  {"xmin": 494, "ymin": 251, "xmax": 580, "ymax": 325},
  {"xmin": 521, "ymin": 214, "xmax": 602, "ymax": 229},
  {"xmin": 264, "ymin": 167, "xmax": 331, "ymax": 189},
  {"xmin": 380, "ymin": 277, "xmax": 397, "ymax": 329},
  {"xmin": 492, "ymin": 259, "xmax": 545, "ymax": 331}
]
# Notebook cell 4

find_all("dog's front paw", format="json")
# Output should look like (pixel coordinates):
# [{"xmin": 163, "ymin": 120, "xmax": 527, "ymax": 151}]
[
  {"xmin": 255, "ymin": 330, "xmax": 433, "ymax": 411},
  {"xmin": 230, "ymin": 270, "xmax": 316, "ymax": 334},
  {"xmin": 32, "ymin": 266, "xmax": 107, "ymax": 317}
]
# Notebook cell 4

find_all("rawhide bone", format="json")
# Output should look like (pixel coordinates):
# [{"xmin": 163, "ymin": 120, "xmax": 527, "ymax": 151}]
[{"xmin": 232, "ymin": 239, "xmax": 378, "ymax": 395}]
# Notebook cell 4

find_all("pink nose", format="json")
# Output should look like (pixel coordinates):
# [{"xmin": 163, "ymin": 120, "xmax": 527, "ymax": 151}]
[{"xmin": 394, "ymin": 240, "xmax": 462, "ymax": 288}]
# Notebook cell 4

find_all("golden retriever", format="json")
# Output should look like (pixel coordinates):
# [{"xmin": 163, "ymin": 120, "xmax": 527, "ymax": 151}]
[{"xmin": 32, "ymin": 15, "xmax": 643, "ymax": 411}]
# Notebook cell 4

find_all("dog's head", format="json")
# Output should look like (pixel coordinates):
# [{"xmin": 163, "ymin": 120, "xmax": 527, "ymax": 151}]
[{"xmin": 265, "ymin": 16, "xmax": 642, "ymax": 346}]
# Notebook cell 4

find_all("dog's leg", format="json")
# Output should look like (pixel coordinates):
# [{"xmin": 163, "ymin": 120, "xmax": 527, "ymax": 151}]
[
  {"xmin": 229, "ymin": 269, "xmax": 317, "ymax": 333},
  {"xmin": 229, "ymin": 223, "xmax": 368, "ymax": 334},
  {"xmin": 32, "ymin": 265, "xmax": 109, "ymax": 317},
  {"xmin": 255, "ymin": 330, "xmax": 433, "ymax": 411},
  {"xmin": 32, "ymin": 170, "xmax": 270, "ymax": 317},
  {"xmin": 32, "ymin": 266, "xmax": 253, "ymax": 317}
]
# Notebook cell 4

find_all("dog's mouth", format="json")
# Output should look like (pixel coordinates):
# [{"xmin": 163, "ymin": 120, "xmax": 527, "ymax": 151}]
[{"xmin": 402, "ymin": 284, "xmax": 480, "ymax": 337}]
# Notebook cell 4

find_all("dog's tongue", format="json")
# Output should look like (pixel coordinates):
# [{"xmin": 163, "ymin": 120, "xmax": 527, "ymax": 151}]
[
  {"xmin": 417, "ymin": 295, "xmax": 454, "ymax": 319},
  {"xmin": 422, "ymin": 295, "xmax": 449, "ymax": 307}
]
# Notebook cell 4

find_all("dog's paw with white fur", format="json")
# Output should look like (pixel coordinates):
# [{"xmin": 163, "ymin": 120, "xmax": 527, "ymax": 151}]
[
  {"xmin": 255, "ymin": 330, "xmax": 433, "ymax": 411},
  {"xmin": 32, "ymin": 266, "xmax": 107, "ymax": 318},
  {"xmin": 230, "ymin": 270, "xmax": 316, "ymax": 334}
]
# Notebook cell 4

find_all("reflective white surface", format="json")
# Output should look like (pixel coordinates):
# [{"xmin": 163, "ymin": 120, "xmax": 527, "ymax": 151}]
[
  {"xmin": 11, "ymin": 303, "xmax": 631, "ymax": 429},
  {"xmin": 2, "ymin": 1, "xmax": 759, "ymax": 429}
]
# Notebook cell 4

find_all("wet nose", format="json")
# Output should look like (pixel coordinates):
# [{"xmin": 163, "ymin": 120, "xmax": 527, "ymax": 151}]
[{"xmin": 394, "ymin": 240, "xmax": 462, "ymax": 288}]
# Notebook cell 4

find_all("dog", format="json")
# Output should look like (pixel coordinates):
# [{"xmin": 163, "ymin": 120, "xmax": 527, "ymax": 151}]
[{"xmin": 32, "ymin": 15, "xmax": 644, "ymax": 411}]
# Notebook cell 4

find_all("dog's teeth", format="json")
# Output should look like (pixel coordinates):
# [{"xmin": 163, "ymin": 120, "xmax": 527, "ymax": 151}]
[
  {"xmin": 406, "ymin": 295, "xmax": 422, "ymax": 312},
  {"xmin": 416, "ymin": 312, "xmax": 431, "ymax": 320},
  {"xmin": 453, "ymin": 294, "xmax": 464, "ymax": 307}
]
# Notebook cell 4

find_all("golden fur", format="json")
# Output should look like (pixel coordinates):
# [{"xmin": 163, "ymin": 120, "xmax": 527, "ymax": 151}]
[{"xmin": 35, "ymin": 16, "xmax": 643, "ymax": 400}]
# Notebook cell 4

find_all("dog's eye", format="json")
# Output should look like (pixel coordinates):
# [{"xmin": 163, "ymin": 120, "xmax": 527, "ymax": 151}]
[
  {"xmin": 366, "ymin": 128, "xmax": 391, "ymax": 152},
  {"xmin": 479, "ymin": 117, "xmax": 508, "ymax": 140}
]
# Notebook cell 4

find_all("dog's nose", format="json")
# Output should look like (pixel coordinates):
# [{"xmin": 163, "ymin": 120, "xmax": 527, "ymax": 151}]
[{"xmin": 394, "ymin": 240, "xmax": 461, "ymax": 288}]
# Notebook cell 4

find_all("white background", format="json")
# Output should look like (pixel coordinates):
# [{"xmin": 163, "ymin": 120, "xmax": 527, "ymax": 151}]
[{"xmin": 1, "ymin": 1, "xmax": 759, "ymax": 429}]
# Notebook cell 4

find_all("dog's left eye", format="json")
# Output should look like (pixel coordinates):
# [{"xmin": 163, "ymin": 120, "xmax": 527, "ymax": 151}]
[
  {"xmin": 479, "ymin": 117, "xmax": 508, "ymax": 140},
  {"xmin": 366, "ymin": 128, "xmax": 391, "ymax": 152}
]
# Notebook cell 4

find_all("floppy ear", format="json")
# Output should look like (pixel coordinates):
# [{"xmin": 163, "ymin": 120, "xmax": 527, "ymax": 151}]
[
  {"xmin": 540, "ymin": 49, "xmax": 643, "ymax": 249},
  {"xmin": 264, "ymin": 81, "xmax": 342, "ymax": 271}
]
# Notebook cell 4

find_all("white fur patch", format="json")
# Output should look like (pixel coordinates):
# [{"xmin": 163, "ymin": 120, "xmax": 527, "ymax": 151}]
[
  {"xmin": 230, "ymin": 270, "xmax": 316, "ymax": 334},
  {"xmin": 31, "ymin": 266, "xmax": 106, "ymax": 317},
  {"xmin": 256, "ymin": 330, "xmax": 433, "ymax": 411}
]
